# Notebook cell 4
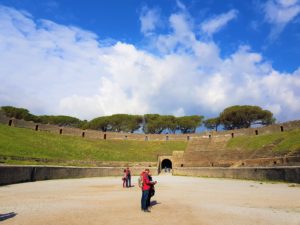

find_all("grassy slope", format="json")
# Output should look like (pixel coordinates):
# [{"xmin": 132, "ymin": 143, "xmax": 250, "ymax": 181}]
[
  {"xmin": 0, "ymin": 124, "xmax": 187, "ymax": 163},
  {"xmin": 226, "ymin": 129, "xmax": 300, "ymax": 155}
]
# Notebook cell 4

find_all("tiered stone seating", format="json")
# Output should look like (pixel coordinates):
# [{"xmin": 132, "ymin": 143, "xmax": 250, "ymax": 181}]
[
  {"xmin": 182, "ymin": 136, "xmax": 233, "ymax": 167},
  {"xmin": 181, "ymin": 134, "xmax": 300, "ymax": 167}
]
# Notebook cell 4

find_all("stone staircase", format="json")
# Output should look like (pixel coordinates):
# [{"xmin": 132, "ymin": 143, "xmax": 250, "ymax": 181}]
[{"xmin": 182, "ymin": 136, "xmax": 233, "ymax": 167}]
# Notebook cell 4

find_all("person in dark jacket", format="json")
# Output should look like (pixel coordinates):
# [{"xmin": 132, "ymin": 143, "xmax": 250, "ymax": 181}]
[
  {"xmin": 146, "ymin": 172, "xmax": 155, "ymax": 209},
  {"xmin": 141, "ymin": 169, "xmax": 157, "ymax": 212}
]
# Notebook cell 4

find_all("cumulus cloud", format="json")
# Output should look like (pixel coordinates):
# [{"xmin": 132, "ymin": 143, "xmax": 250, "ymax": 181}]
[
  {"xmin": 0, "ymin": 5, "xmax": 300, "ymax": 122},
  {"xmin": 200, "ymin": 9, "xmax": 238, "ymax": 36},
  {"xmin": 264, "ymin": 0, "xmax": 300, "ymax": 39},
  {"xmin": 140, "ymin": 6, "xmax": 161, "ymax": 36}
]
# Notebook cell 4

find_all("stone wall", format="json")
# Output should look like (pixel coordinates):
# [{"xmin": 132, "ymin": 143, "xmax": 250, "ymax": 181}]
[
  {"xmin": 0, "ymin": 165, "xmax": 157, "ymax": 186},
  {"xmin": 173, "ymin": 166, "xmax": 300, "ymax": 183},
  {"xmin": 234, "ymin": 156, "xmax": 300, "ymax": 167},
  {"xmin": 0, "ymin": 155, "xmax": 157, "ymax": 167},
  {"xmin": 1, "ymin": 112, "xmax": 299, "ymax": 141},
  {"xmin": 2, "ymin": 165, "xmax": 299, "ymax": 186}
]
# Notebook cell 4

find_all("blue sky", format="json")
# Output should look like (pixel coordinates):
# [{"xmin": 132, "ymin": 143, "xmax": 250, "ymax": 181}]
[{"xmin": 0, "ymin": 0, "xmax": 300, "ymax": 122}]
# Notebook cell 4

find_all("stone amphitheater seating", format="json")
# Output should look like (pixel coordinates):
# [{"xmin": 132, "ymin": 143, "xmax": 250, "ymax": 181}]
[{"xmin": 181, "ymin": 134, "xmax": 300, "ymax": 167}]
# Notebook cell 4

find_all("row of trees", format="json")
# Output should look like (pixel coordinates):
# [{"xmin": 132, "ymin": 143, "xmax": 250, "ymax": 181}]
[
  {"xmin": 0, "ymin": 106, "xmax": 203, "ymax": 133},
  {"xmin": 0, "ymin": 106, "xmax": 84, "ymax": 127},
  {"xmin": 86, "ymin": 114, "xmax": 142, "ymax": 133},
  {"xmin": 144, "ymin": 114, "xmax": 203, "ymax": 134},
  {"xmin": 0, "ymin": 105, "xmax": 275, "ymax": 133},
  {"xmin": 86, "ymin": 114, "xmax": 203, "ymax": 134}
]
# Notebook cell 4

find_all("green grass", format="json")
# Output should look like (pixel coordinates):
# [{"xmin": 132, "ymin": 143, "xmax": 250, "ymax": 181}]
[
  {"xmin": 0, "ymin": 124, "xmax": 187, "ymax": 164},
  {"xmin": 226, "ymin": 129, "xmax": 300, "ymax": 154}
]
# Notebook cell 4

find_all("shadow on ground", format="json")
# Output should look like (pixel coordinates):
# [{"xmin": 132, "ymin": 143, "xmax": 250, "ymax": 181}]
[
  {"xmin": 150, "ymin": 200, "xmax": 160, "ymax": 207},
  {"xmin": 0, "ymin": 212, "xmax": 17, "ymax": 221}
]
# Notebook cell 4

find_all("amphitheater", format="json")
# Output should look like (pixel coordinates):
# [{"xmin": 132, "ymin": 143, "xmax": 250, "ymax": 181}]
[{"xmin": 0, "ymin": 113, "xmax": 300, "ymax": 224}]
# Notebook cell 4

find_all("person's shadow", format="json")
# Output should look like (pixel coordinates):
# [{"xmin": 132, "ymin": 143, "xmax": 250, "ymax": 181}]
[
  {"xmin": 150, "ymin": 200, "xmax": 161, "ymax": 207},
  {"xmin": 0, "ymin": 212, "xmax": 17, "ymax": 221}
]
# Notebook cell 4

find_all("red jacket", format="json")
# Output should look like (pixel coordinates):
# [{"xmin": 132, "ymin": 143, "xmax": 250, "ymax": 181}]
[{"xmin": 142, "ymin": 173, "xmax": 154, "ymax": 191}]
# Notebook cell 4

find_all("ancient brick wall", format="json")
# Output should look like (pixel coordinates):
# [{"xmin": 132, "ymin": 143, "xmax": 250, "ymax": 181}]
[{"xmin": 1, "ymin": 112, "xmax": 299, "ymax": 141}]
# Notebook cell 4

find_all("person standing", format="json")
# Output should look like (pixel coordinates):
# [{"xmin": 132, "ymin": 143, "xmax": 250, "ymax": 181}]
[
  {"xmin": 126, "ymin": 167, "xmax": 131, "ymax": 188},
  {"xmin": 146, "ymin": 172, "xmax": 155, "ymax": 209},
  {"xmin": 122, "ymin": 169, "xmax": 127, "ymax": 188},
  {"xmin": 141, "ymin": 169, "xmax": 157, "ymax": 212}
]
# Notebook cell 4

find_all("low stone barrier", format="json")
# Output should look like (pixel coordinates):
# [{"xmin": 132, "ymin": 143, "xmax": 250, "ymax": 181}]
[
  {"xmin": 0, "ymin": 155, "xmax": 157, "ymax": 168},
  {"xmin": 2, "ymin": 165, "xmax": 299, "ymax": 185},
  {"xmin": 0, "ymin": 165, "xmax": 157, "ymax": 186},
  {"xmin": 173, "ymin": 167, "xmax": 300, "ymax": 183}
]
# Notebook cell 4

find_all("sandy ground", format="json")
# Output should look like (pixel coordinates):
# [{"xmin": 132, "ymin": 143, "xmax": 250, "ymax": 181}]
[{"xmin": 0, "ymin": 174, "xmax": 300, "ymax": 225}]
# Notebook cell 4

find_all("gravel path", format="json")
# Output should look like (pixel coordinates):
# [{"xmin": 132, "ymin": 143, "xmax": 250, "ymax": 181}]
[{"xmin": 1, "ymin": 175, "xmax": 300, "ymax": 225}]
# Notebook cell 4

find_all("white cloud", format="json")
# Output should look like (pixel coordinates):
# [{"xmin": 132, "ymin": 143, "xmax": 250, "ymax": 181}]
[
  {"xmin": 200, "ymin": 9, "xmax": 238, "ymax": 36},
  {"xmin": 155, "ymin": 12, "xmax": 198, "ymax": 54},
  {"xmin": 173, "ymin": 107, "xmax": 185, "ymax": 117},
  {"xmin": 264, "ymin": 0, "xmax": 300, "ymax": 39},
  {"xmin": 176, "ymin": 0, "xmax": 187, "ymax": 11},
  {"xmin": 140, "ymin": 7, "xmax": 161, "ymax": 36},
  {"xmin": 279, "ymin": 0, "xmax": 299, "ymax": 7},
  {"xmin": 1, "ymin": 5, "xmax": 300, "ymax": 122}
]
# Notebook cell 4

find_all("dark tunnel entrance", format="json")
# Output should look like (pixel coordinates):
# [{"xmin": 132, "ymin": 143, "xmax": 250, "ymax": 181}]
[{"xmin": 161, "ymin": 159, "xmax": 172, "ymax": 172}]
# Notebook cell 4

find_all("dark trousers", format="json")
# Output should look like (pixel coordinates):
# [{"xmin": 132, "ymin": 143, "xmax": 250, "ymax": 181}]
[
  {"xmin": 141, "ymin": 190, "xmax": 149, "ymax": 210},
  {"xmin": 146, "ymin": 193, "xmax": 151, "ymax": 208},
  {"xmin": 147, "ymin": 188, "xmax": 154, "ymax": 207},
  {"xmin": 126, "ymin": 175, "xmax": 131, "ymax": 187}
]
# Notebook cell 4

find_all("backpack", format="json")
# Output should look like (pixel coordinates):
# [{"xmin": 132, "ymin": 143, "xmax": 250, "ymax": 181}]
[
  {"xmin": 150, "ymin": 188, "xmax": 155, "ymax": 197},
  {"xmin": 138, "ymin": 174, "xmax": 143, "ymax": 188}
]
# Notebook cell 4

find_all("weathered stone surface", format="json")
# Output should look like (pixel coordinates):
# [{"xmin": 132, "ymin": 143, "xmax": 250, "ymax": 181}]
[
  {"xmin": 0, "ymin": 165, "xmax": 156, "ymax": 186},
  {"xmin": 173, "ymin": 167, "xmax": 300, "ymax": 183}
]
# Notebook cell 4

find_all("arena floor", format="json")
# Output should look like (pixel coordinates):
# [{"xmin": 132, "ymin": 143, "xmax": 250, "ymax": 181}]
[{"xmin": 0, "ymin": 174, "xmax": 300, "ymax": 225}]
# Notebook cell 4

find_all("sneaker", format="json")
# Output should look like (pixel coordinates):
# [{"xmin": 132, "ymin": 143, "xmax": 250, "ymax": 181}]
[{"xmin": 143, "ymin": 209, "xmax": 151, "ymax": 213}]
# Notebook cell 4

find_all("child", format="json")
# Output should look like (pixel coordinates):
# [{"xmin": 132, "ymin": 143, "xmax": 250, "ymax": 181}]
[{"xmin": 122, "ymin": 169, "xmax": 127, "ymax": 188}]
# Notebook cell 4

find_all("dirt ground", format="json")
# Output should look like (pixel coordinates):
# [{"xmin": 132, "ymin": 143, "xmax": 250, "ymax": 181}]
[{"xmin": 0, "ymin": 174, "xmax": 300, "ymax": 225}]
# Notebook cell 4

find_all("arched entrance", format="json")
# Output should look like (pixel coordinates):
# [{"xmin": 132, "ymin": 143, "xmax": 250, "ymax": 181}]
[{"xmin": 161, "ymin": 159, "xmax": 172, "ymax": 172}]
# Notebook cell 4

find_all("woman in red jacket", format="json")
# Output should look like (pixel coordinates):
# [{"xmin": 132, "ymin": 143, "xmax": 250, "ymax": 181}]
[{"xmin": 141, "ymin": 169, "xmax": 157, "ymax": 212}]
